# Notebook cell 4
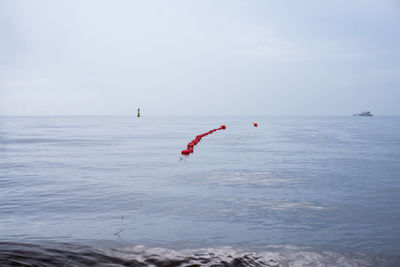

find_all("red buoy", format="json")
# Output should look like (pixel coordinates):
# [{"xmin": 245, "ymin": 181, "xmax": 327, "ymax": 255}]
[
  {"xmin": 253, "ymin": 122, "xmax": 258, "ymax": 127},
  {"xmin": 181, "ymin": 124, "xmax": 226, "ymax": 155},
  {"xmin": 181, "ymin": 149, "xmax": 190, "ymax": 155}
]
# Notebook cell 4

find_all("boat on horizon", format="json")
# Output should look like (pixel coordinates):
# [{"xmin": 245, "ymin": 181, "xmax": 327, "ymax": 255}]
[{"xmin": 354, "ymin": 111, "xmax": 373, "ymax": 116}]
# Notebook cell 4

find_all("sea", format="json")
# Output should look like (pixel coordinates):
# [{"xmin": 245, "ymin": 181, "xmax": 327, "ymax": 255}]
[{"xmin": 1, "ymin": 116, "xmax": 400, "ymax": 266}]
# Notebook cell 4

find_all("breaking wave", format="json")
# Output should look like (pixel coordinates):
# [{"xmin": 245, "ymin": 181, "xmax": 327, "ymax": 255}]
[{"xmin": 1, "ymin": 242, "xmax": 399, "ymax": 266}]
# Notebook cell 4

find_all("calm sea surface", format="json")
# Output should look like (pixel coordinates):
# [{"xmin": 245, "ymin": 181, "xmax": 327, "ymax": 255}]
[{"xmin": 1, "ymin": 116, "xmax": 400, "ymax": 266}]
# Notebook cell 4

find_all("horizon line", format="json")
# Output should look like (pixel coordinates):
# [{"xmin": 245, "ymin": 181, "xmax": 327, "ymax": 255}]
[{"xmin": 0, "ymin": 114, "xmax": 397, "ymax": 117}]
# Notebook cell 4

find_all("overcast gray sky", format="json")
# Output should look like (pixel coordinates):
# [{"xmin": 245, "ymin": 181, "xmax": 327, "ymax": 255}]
[{"xmin": 1, "ymin": 0, "xmax": 399, "ymax": 116}]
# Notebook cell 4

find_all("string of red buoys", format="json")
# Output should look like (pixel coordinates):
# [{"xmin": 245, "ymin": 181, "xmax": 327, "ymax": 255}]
[{"xmin": 181, "ymin": 125, "xmax": 226, "ymax": 155}]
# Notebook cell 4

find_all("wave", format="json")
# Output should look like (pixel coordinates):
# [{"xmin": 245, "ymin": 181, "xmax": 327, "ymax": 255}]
[{"xmin": 0, "ymin": 242, "xmax": 399, "ymax": 266}]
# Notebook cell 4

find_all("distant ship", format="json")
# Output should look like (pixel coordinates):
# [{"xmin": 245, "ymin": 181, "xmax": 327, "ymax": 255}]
[{"xmin": 354, "ymin": 111, "xmax": 373, "ymax": 116}]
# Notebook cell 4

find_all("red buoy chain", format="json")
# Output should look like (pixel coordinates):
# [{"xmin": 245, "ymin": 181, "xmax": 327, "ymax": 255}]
[{"xmin": 181, "ymin": 125, "xmax": 226, "ymax": 155}]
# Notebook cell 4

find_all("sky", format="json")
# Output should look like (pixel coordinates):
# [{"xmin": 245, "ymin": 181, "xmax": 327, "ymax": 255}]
[{"xmin": 1, "ymin": 0, "xmax": 400, "ymax": 116}]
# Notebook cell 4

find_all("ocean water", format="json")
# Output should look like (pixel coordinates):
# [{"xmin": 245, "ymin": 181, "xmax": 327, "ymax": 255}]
[{"xmin": 1, "ymin": 116, "xmax": 400, "ymax": 266}]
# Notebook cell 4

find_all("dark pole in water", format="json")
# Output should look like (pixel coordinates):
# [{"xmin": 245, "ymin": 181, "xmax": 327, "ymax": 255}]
[{"xmin": 137, "ymin": 108, "xmax": 140, "ymax": 118}]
